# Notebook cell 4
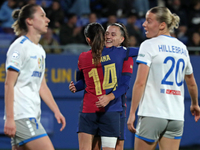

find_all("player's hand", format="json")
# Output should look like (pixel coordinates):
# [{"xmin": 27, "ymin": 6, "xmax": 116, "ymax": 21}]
[
  {"xmin": 4, "ymin": 118, "xmax": 16, "ymax": 137},
  {"xmin": 96, "ymin": 95, "xmax": 112, "ymax": 107},
  {"xmin": 69, "ymin": 81, "xmax": 77, "ymax": 93},
  {"xmin": 127, "ymin": 114, "xmax": 136, "ymax": 133},
  {"xmin": 55, "ymin": 112, "xmax": 66, "ymax": 131},
  {"xmin": 190, "ymin": 104, "xmax": 200, "ymax": 122}
]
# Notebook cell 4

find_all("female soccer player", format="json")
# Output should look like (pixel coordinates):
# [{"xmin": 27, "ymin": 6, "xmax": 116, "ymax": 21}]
[
  {"xmin": 4, "ymin": 4, "xmax": 66, "ymax": 150},
  {"xmin": 75, "ymin": 22, "xmax": 138, "ymax": 150},
  {"xmin": 69, "ymin": 23, "xmax": 136, "ymax": 150},
  {"xmin": 127, "ymin": 6, "xmax": 200, "ymax": 150}
]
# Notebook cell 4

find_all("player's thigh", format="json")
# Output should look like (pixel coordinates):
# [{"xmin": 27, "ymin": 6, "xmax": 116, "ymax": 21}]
[
  {"xmin": 78, "ymin": 132, "xmax": 94, "ymax": 150},
  {"xmin": 11, "ymin": 118, "xmax": 47, "ymax": 147},
  {"xmin": 134, "ymin": 136, "xmax": 158, "ymax": 150},
  {"xmin": 22, "ymin": 136, "xmax": 54, "ymax": 150},
  {"xmin": 92, "ymin": 136, "xmax": 101, "ymax": 150},
  {"xmin": 116, "ymin": 139, "xmax": 124, "ymax": 150},
  {"xmin": 159, "ymin": 136, "xmax": 181, "ymax": 150},
  {"xmin": 158, "ymin": 120, "xmax": 183, "ymax": 150}
]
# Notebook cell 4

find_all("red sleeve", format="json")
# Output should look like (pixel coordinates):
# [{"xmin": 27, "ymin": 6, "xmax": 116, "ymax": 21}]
[{"xmin": 122, "ymin": 57, "xmax": 134, "ymax": 74}]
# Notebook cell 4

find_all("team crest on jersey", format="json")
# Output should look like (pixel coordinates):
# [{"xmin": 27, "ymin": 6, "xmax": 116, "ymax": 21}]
[
  {"xmin": 12, "ymin": 51, "xmax": 20, "ymax": 60},
  {"xmin": 38, "ymin": 55, "xmax": 44, "ymax": 70}
]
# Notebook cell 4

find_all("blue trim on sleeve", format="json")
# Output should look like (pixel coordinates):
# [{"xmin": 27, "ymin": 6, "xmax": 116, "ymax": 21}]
[
  {"xmin": 18, "ymin": 133, "xmax": 47, "ymax": 146},
  {"xmin": 174, "ymin": 136, "xmax": 182, "ymax": 139},
  {"xmin": 135, "ymin": 134, "xmax": 155, "ymax": 143},
  {"xmin": 7, "ymin": 66, "xmax": 20, "ymax": 72},
  {"xmin": 136, "ymin": 60, "xmax": 147, "ymax": 65},
  {"xmin": 20, "ymin": 36, "xmax": 28, "ymax": 44}
]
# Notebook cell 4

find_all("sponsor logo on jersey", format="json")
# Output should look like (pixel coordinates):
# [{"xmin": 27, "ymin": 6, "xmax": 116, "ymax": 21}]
[
  {"xmin": 161, "ymin": 88, "xmax": 181, "ymax": 95},
  {"xmin": 166, "ymin": 89, "xmax": 181, "ymax": 95},
  {"xmin": 12, "ymin": 51, "xmax": 20, "ymax": 60},
  {"xmin": 31, "ymin": 71, "xmax": 42, "ymax": 77},
  {"xmin": 30, "ymin": 56, "xmax": 37, "ymax": 59}
]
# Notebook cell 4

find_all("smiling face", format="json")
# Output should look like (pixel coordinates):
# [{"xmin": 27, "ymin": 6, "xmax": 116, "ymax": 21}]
[
  {"xmin": 105, "ymin": 25, "xmax": 124, "ymax": 47},
  {"xmin": 143, "ymin": 11, "xmax": 162, "ymax": 38},
  {"xmin": 28, "ymin": 6, "xmax": 50, "ymax": 35}
]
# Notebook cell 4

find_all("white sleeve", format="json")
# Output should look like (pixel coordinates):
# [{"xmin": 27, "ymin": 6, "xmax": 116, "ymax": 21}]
[
  {"xmin": 136, "ymin": 40, "xmax": 154, "ymax": 67},
  {"xmin": 6, "ymin": 44, "xmax": 26, "ymax": 72},
  {"xmin": 185, "ymin": 54, "xmax": 193, "ymax": 75}
]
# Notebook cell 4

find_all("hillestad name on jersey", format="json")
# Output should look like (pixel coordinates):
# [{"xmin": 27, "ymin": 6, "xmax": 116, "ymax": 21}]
[
  {"xmin": 31, "ymin": 71, "xmax": 42, "ymax": 77},
  {"xmin": 158, "ymin": 45, "xmax": 187, "ymax": 57},
  {"xmin": 92, "ymin": 55, "xmax": 111, "ymax": 64},
  {"xmin": 160, "ymin": 88, "xmax": 181, "ymax": 95}
]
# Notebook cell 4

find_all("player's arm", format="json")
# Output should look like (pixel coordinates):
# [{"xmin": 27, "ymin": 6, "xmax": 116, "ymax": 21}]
[
  {"xmin": 185, "ymin": 73, "xmax": 200, "ymax": 122},
  {"xmin": 96, "ymin": 57, "xmax": 133, "ymax": 107},
  {"xmin": 69, "ymin": 69, "xmax": 85, "ymax": 93},
  {"xmin": 4, "ymin": 69, "xmax": 18, "ymax": 137},
  {"xmin": 127, "ymin": 63, "xmax": 149, "ymax": 133},
  {"xmin": 40, "ymin": 76, "xmax": 66, "ymax": 131}
]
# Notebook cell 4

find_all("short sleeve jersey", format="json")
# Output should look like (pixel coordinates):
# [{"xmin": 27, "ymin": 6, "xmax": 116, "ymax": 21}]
[
  {"xmin": 5, "ymin": 36, "xmax": 46, "ymax": 120},
  {"xmin": 136, "ymin": 35, "xmax": 193, "ymax": 121},
  {"xmin": 78, "ymin": 46, "xmax": 129, "ymax": 113}
]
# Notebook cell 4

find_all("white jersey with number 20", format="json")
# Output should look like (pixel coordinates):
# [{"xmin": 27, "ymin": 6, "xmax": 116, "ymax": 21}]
[{"xmin": 136, "ymin": 35, "xmax": 193, "ymax": 121}]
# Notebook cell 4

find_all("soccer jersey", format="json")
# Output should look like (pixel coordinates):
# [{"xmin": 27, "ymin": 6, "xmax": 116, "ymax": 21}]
[
  {"xmin": 78, "ymin": 46, "xmax": 132, "ymax": 113},
  {"xmin": 5, "ymin": 36, "xmax": 46, "ymax": 120},
  {"xmin": 136, "ymin": 35, "xmax": 193, "ymax": 121}
]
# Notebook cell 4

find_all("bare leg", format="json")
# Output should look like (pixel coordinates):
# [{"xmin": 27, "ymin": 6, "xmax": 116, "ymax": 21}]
[
  {"xmin": 13, "ymin": 136, "xmax": 54, "ymax": 150},
  {"xmin": 134, "ymin": 137, "xmax": 157, "ymax": 150},
  {"xmin": 78, "ymin": 132, "xmax": 94, "ymax": 150},
  {"xmin": 115, "ymin": 140, "xmax": 124, "ymax": 150},
  {"xmin": 159, "ymin": 136, "xmax": 180, "ymax": 150},
  {"xmin": 92, "ymin": 136, "xmax": 101, "ymax": 150}
]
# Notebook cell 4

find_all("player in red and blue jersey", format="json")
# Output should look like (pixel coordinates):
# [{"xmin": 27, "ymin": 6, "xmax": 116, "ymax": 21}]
[{"xmin": 69, "ymin": 23, "xmax": 136, "ymax": 150}]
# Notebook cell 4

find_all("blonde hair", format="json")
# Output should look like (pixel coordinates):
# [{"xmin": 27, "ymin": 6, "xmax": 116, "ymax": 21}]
[{"xmin": 149, "ymin": 6, "xmax": 180, "ymax": 32}]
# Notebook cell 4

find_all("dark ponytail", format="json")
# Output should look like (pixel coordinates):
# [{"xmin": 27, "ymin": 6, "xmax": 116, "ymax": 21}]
[{"xmin": 84, "ymin": 23, "xmax": 105, "ymax": 66}]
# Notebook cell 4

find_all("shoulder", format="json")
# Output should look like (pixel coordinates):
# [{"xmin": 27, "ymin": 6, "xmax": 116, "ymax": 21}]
[{"xmin": 79, "ymin": 50, "xmax": 91, "ymax": 60}]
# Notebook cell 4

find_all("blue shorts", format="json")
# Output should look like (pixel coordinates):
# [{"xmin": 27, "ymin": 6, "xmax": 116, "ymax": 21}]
[
  {"xmin": 77, "ymin": 112, "xmax": 120, "ymax": 137},
  {"xmin": 119, "ymin": 117, "xmax": 126, "ymax": 140}
]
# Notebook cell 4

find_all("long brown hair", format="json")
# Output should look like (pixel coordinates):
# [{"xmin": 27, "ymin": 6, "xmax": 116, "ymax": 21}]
[
  {"xmin": 12, "ymin": 4, "xmax": 39, "ymax": 36},
  {"xmin": 84, "ymin": 22, "xmax": 105, "ymax": 66}
]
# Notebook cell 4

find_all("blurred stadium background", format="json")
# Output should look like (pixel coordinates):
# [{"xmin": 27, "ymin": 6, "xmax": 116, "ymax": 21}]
[{"xmin": 0, "ymin": 0, "xmax": 200, "ymax": 149}]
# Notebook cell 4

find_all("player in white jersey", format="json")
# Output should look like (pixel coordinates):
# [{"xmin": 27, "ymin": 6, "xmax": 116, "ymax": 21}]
[
  {"xmin": 4, "ymin": 4, "xmax": 66, "ymax": 150},
  {"xmin": 127, "ymin": 6, "xmax": 200, "ymax": 150}
]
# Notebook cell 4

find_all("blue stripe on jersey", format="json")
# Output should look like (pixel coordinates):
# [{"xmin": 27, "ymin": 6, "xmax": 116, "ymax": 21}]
[
  {"xmin": 136, "ymin": 60, "xmax": 147, "ymax": 65},
  {"xmin": 7, "ymin": 66, "xmax": 20, "ymax": 72},
  {"xmin": 20, "ymin": 36, "xmax": 28, "ymax": 44},
  {"xmin": 135, "ymin": 134, "xmax": 155, "ymax": 143},
  {"xmin": 18, "ymin": 133, "xmax": 47, "ymax": 146}
]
